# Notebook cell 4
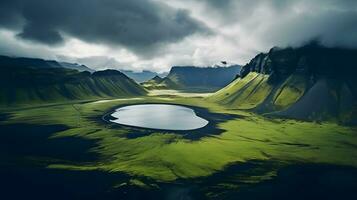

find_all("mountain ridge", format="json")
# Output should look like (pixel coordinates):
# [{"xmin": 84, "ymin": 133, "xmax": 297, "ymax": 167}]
[
  {"xmin": 0, "ymin": 55, "xmax": 95, "ymax": 72},
  {"xmin": 120, "ymin": 70, "xmax": 168, "ymax": 83},
  {"xmin": 0, "ymin": 60, "xmax": 146, "ymax": 105},
  {"xmin": 143, "ymin": 65, "xmax": 241, "ymax": 92},
  {"xmin": 209, "ymin": 44, "xmax": 357, "ymax": 124}
]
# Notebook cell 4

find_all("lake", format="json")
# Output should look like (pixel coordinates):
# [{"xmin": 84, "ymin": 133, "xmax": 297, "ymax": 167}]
[{"xmin": 110, "ymin": 104, "xmax": 209, "ymax": 130}]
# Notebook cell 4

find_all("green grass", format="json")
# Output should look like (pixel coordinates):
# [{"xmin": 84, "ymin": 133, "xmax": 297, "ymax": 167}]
[
  {"xmin": 0, "ymin": 68, "xmax": 147, "ymax": 106},
  {"xmin": 207, "ymin": 72, "xmax": 259, "ymax": 103},
  {"xmin": 3, "ymin": 95, "xmax": 357, "ymax": 183},
  {"xmin": 273, "ymin": 74, "xmax": 307, "ymax": 109},
  {"xmin": 208, "ymin": 72, "xmax": 273, "ymax": 109}
]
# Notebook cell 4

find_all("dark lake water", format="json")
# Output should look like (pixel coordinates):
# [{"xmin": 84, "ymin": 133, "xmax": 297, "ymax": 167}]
[{"xmin": 110, "ymin": 104, "xmax": 209, "ymax": 130}]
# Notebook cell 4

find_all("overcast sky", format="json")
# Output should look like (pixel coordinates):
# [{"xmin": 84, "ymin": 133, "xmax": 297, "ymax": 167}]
[{"xmin": 1, "ymin": 0, "xmax": 357, "ymax": 72}]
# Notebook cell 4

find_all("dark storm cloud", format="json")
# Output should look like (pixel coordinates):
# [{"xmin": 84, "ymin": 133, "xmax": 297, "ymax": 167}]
[
  {"xmin": 264, "ymin": 9, "xmax": 357, "ymax": 48},
  {"xmin": 0, "ymin": 0, "xmax": 209, "ymax": 53},
  {"xmin": 1, "ymin": 0, "xmax": 357, "ymax": 71},
  {"xmin": 199, "ymin": 0, "xmax": 357, "ymax": 48}
]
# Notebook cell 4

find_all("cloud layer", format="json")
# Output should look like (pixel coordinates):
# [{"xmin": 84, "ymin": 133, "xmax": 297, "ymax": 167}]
[
  {"xmin": 0, "ymin": 0, "xmax": 208, "ymax": 54},
  {"xmin": 1, "ymin": 0, "xmax": 357, "ymax": 72}
]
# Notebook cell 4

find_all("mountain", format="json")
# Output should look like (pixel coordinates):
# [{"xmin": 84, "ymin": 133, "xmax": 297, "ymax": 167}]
[
  {"xmin": 208, "ymin": 44, "xmax": 357, "ymax": 125},
  {"xmin": 0, "ymin": 55, "xmax": 95, "ymax": 72},
  {"xmin": 141, "ymin": 75, "xmax": 168, "ymax": 90},
  {"xmin": 58, "ymin": 62, "xmax": 95, "ymax": 73},
  {"xmin": 120, "ymin": 70, "xmax": 168, "ymax": 83},
  {"xmin": 0, "ymin": 62, "xmax": 146, "ymax": 105},
  {"xmin": 146, "ymin": 65, "xmax": 241, "ymax": 92}
]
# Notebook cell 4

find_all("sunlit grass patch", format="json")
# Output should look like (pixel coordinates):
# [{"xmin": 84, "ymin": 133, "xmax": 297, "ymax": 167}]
[{"xmin": 3, "ymin": 96, "xmax": 357, "ymax": 183}]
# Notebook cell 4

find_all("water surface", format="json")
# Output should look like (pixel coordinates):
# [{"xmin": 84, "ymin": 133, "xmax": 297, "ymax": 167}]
[{"xmin": 110, "ymin": 104, "xmax": 208, "ymax": 130}]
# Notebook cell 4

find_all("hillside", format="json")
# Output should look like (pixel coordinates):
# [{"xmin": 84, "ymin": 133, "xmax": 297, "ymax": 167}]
[
  {"xmin": 208, "ymin": 44, "xmax": 357, "ymax": 124},
  {"xmin": 147, "ymin": 65, "xmax": 241, "ymax": 92},
  {"xmin": 0, "ymin": 65, "xmax": 146, "ymax": 106},
  {"xmin": 0, "ymin": 55, "xmax": 95, "ymax": 72},
  {"xmin": 140, "ymin": 76, "xmax": 168, "ymax": 90},
  {"xmin": 59, "ymin": 62, "xmax": 95, "ymax": 73},
  {"xmin": 120, "ymin": 70, "xmax": 167, "ymax": 83}
]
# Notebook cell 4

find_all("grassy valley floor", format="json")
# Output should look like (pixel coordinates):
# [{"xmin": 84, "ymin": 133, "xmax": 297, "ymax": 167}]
[{"xmin": 1, "ymin": 93, "xmax": 357, "ymax": 199}]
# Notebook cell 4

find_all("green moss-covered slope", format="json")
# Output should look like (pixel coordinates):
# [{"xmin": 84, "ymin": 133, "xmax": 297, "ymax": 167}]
[
  {"xmin": 141, "ymin": 75, "xmax": 169, "ymax": 90},
  {"xmin": 0, "ymin": 67, "xmax": 147, "ymax": 105},
  {"xmin": 209, "ymin": 44, "xmax": 357, "ymax": 124}
]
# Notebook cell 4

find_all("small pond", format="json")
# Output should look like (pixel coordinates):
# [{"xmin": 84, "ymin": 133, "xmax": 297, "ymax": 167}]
[{"xmin": 110, "ymin": 104, "xmax": 208, "ymax": 130}]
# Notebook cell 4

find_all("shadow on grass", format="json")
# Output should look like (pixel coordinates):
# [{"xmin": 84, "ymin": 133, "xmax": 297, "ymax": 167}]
[
  {"xmin": 0, "ymin": 123, "xmax": 98, "ymax": 163},
  {"xmin": 1, "ymin": 121, "xmax": 357, "ymax": 200},
  {"xmin": 0, "ymin": 112, "xmax": 10, "ymax": 121},
  {"xmin": 0, "ymin": 122, "xmax": 199, "ymax": 200},
  {"xmin": 0, "ymin": 164, "xmax": 174, "ymax": 200},
  {"xmin": 193, "ymin": 161, "xmax": 357, "ymax": 200}
]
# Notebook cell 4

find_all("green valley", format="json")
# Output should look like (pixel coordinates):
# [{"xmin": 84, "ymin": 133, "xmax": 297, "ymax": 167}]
[
  {"xmin": 1, "ymin": 44, "xmax": 357, "ymax": 200},
  {"xmin": 2, "ymin": 1, "xmax": 357, "ymax": 199},
  {"xmin": 1, "ymin": 93, "xmax": 357, "ymax": 199}
]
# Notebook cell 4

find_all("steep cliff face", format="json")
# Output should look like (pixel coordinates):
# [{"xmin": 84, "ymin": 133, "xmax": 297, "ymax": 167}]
[
  {"xmin": 240, "ymin": 44, "xmax": 356, "ymax": 84},
  {"xmin": 161, "ymin": 65, "xmax": 241, "ymax": 92},
  {"xmin": 209, "ymin": 44, "xmax": 357, "ymax": 125}
]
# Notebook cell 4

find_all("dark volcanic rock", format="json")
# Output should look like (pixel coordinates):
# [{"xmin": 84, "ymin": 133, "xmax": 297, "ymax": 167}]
[
  {"xmin": 241, "ymin": 43, "xmax": 357, "ymax": 85},
  {"xmin": 223, "ymin": 43, "xmax": 357, "ymax": 125}
]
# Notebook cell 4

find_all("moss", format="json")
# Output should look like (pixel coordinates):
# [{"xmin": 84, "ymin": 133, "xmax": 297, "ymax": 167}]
[
  {"xmin": 273, "ymin": 74, "xmax": 307, "ymax": 109},
  {"xmin": 129, "ymin": 179, "xmax": 151, "ymax": 189},
  {"xmin": 208, "ymin": 73, "xmax": 272, "ymax": 109},
  {"xmin": 207, "ymin": 72, "xmax": 259, "ymax": 103},
  {"xmin": 4, "ymin": 96, "xmax": 357, "ymax": 183}
]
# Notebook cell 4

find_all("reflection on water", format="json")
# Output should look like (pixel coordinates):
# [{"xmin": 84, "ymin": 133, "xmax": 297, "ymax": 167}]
[{"xmin": 110, "ymin": 104, "xmax": 208, "ymax": 130}]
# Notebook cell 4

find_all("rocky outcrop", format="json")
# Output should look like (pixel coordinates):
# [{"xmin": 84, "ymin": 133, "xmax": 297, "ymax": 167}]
[
  {"xmin": 240, "ymin": 43, "xmax": 356, "ymax": 85},
  {"xmin": 210, "ymin": 43, "xmax": 357, "ymax": 125}
]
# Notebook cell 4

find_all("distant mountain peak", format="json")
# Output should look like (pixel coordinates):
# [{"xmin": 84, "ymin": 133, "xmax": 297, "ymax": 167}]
[
  {"xmin": 93, "ymin": 69, "xmax": 126, "ymax": 76},
  {"xmin": 120, "ymin": 70, "xmax": 166, "ymax": 83},
  {"xmin": 152, "ymin": 75, "xmax": 163, "ymax": 82}
]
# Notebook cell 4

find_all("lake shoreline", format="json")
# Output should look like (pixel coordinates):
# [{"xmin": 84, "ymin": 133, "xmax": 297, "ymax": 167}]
[{"xmin": 99, "ymin": 102, "xmax": 242, "ymax": 140}]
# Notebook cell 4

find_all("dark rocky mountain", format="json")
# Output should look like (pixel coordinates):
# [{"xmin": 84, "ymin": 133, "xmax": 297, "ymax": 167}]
[
  {"xmin": 59, "ymin": 62, "xmax": 95, "ymax": 73},
  {"xmin": 151, "ymin": 75, "xmax": 164, "ymax": 83},
  {"xmin": 240, "ymin": 43, "xmax": 356, "ymax": 84},
  {"xmin": 120, "ymin": 70, "xmax": 168, "ymax": 83},
  {"xmin": 0, "ymin": 55, "xmax": 95, "ymax": 72},
  {"xmin": 209, "ymin": 43, "xmax": 357, "ymax": 125},
  {"xmin": 152, "ymin": 65, "xmax": 241, "ymax": 92},
  {"xmin": 0, "ymin": 55, "xmax": 60, "ymax": 69}
]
